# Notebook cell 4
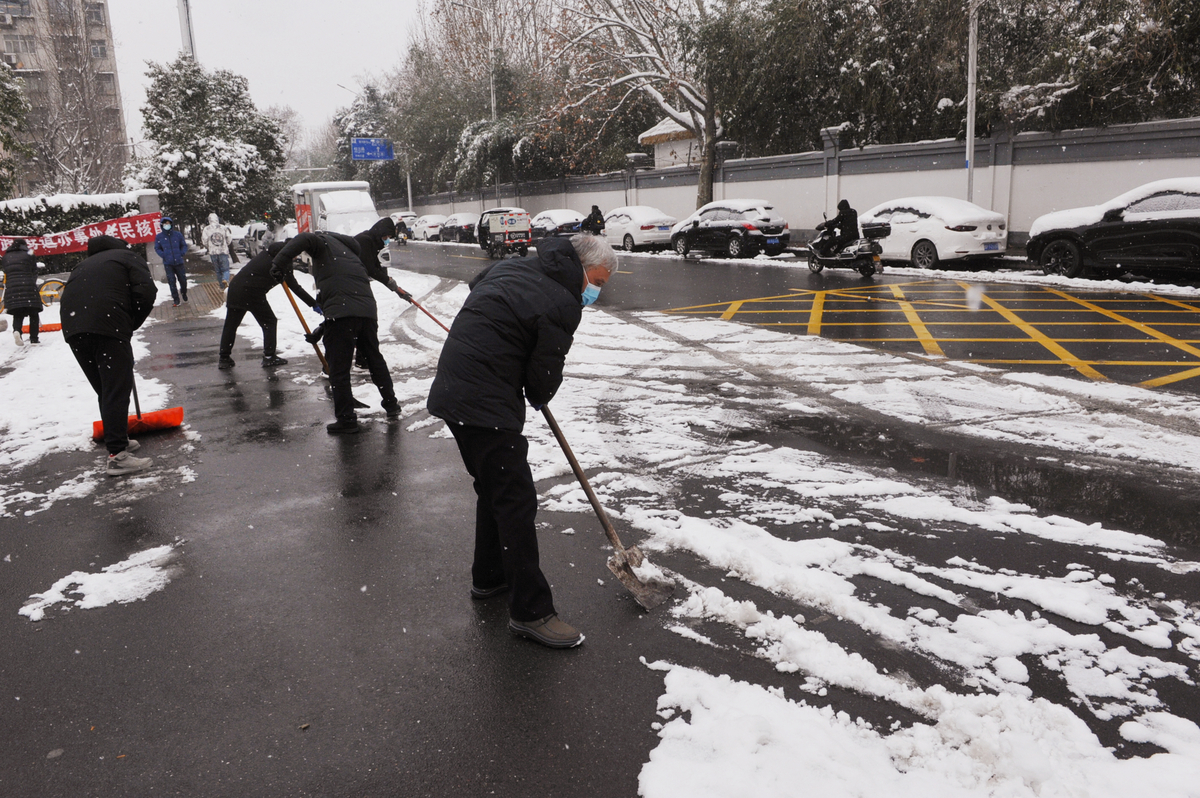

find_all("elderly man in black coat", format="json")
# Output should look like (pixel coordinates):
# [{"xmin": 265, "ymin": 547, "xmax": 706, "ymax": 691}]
[
  {"xmin": 218, "ymin": 241, "xmax": 317, "ymax": 369},
  {"xmin": 427, "ymin": 234, "xmax": 617, "ymax": 649},
  {"xmin": 2, "ymin": 238, "xmax": 41, "ymax": 345},
  {"xmin": 271, "ymin": 226, "xmax": 401, "ymax": 433},
  {"xmin": 61, "ymin": 235, "xmax": 158, "ymax": 476}
]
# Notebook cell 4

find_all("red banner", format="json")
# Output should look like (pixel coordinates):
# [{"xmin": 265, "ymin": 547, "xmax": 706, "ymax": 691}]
[
  {"xmin": 0, "ymin": 212, "xmax": 163, "ymax": 256},
  {"xmin": 295, "ymin": 204, "xmax": 312, "ymax": 233}
]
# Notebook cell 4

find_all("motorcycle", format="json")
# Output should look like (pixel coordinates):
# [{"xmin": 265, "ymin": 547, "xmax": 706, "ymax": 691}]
[{"xmin": 807, "ymin": 220, "xmax": 891, "ymax": 277}]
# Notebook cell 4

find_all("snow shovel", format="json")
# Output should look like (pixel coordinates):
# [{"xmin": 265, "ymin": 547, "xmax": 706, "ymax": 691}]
[
  {"xmin": 281, "ymin": 282, "xmax": 328, "ymax": 375},
  {"xmin": 541, "ymin": 406, "xmax": 673, "ymax": 611},
  {"xmin": 92, "ymin": 376, "xmax": 184, "ymax": 441},
  {"xmin": 392, "ymin": 284, "xmax": 450, "ymax": 333}
]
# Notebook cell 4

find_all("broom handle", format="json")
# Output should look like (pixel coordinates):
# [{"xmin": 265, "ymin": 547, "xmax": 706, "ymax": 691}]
[
  {"xmin": 541, "ymin": 406, "xmax": 627, "ymax": 553},
  {"xmin": 393, "ymin": 285, "xmax": 450, "ymax": 333},
  {"xmin": 281, "ymin": 282, "xmax": 329, "ymax": 374},
  {"xmin": 131, "ymin": 377, "xmax": 142, "ymax": 420}
]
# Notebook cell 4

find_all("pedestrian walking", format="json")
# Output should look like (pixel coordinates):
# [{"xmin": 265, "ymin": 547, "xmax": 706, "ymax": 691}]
[
  {"xmin": 271, "ymin": 229, "xmax": 401, "ymax": 433},
  {"xmin": 202, "ymin": 213, "xmax": 233, "ymax": 289},
  {"xmin": 60, "ymin": 236, "xmax": 158, "ymax": 476},
  {"xmin": 581, "ymin": 205, "xmax": 605, "ymax": 236},
  {"xmin": 218, "ymin": 241, "xmax": 318, "ymax": 370},
  {"xmin": 426, "ymin": 234, "xmax": 617, "ymax": 649},
  {"xmin": 2, "ymin": 239, "xmax": 41, "ymax": 346},
  {"xmin": 153, "ymin": 215, "xmax": 189, "ymax": 307}
]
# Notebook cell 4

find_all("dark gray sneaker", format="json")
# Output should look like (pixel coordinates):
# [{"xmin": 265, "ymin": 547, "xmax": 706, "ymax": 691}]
[
  {"xmin": 470, "ymin": 582, "xmax": 509, "ymax": 600},
  {"xmin": 124, "ymin": 439, "xmax": 141, "ymax": 454},
  {"xmin": 106, "ymin": 450, "xmax": 151, "ymax": 477},
  {"xmin": 508, "ymin": 614, "xmax": 584, "ymax": 648},
  {"xmin": 261, "ymin": 355, "xmax": 288, "ymax": 367}
]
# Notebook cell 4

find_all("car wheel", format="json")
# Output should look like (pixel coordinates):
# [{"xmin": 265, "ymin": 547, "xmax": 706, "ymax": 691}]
[
  {"xmin": 1040, "ymin": 239, "xmax": 1083, "ymax": 278},
  {"xmin": 727, "ymin": 236, "xmax": 744, "ymax": 258},
  {"xmin": 623, "ymin": 234, "xmax": 635, "ymax": 252},
  {"xmin": 910, "ymin": 240, "xmax": 939, "ymax": 269},
  {"xmin": 673, "ymin": 236, "xmax": 689, "ymax": 257}
]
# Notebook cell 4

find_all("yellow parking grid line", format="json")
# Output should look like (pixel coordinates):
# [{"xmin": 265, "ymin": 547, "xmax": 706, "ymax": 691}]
[
  {"xmin": 665, "ymin": 292, "xmax": 818, "ymax": 313},
  {"xmin": 808, "ymin": 292, "xmax": 825, "ymax": 335},
  {"xmin": 832, "ymin": 337, "xmax": 1160, "ymax": 344},
  {"xmin": 720, "ymin": 301, "xmax": 746, "ymax": 321},
  {"xmin": 970, "ymin": 359, "xmax": 1200, "ymax": 366},
  {"xmin": 960, "ymin": 282, "xmax": 1106, "ymax": 380},
  {"xmin": 1144, "ymin": 294, "xmax": 1200, "ymax": 314},
  {"xmin": 1044, "ymin": 288, "xmax": 1200, "ymax": 362},
  {"xmin": 887, "ymin": 284, "xmax": 945, "ymax": 357},
  {"xmin": 1141, "ymin": 365, "xmax": 1200, "ymax": 388}
]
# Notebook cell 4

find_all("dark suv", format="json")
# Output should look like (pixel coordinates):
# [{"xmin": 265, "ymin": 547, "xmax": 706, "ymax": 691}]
[
  {"xmin": 1027, "ymin": 179, "xmax": 1200, "ymax": 278},
  {"xmin": 671, "ymin": 200, "xmax": 790, "ymax": 258}
]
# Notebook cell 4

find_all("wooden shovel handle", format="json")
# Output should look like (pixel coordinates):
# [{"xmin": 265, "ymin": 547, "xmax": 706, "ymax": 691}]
[
  {"xmin": 541, "ymin": 406, "xmax": 627, "ymax": 553},
  {"xmin": 281, "ymin": 282, "xmax": 329, "ymax": 374}
]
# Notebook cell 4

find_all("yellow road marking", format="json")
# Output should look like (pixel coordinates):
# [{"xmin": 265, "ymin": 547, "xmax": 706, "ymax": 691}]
[
  {"xmin": 1045, "ymin": 288, "xmax": 1200, "ymax": 361},
  {"xmin": 960, "ymin": 282, "xmax": 1106, "ymax": 380},
  {"xmin": 808, "ymin": 292, "xmax": 825, "ymax": 335},
  {"xmin": 887, "ymin": 284, "xmax": 945, "ymax": 357},
  {"xmin": 1141, "ymin": 365, "xmax": 1200, "ymax": 388},
  {"xmin": 720, "ymin": 301, "xmax": 745, "ymax": 321}
]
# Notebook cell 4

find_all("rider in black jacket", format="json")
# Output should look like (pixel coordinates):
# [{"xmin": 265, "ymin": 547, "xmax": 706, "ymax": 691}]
[{"xmin": 816, "ymin": 199, "xmax": 859, "ymax": 256}]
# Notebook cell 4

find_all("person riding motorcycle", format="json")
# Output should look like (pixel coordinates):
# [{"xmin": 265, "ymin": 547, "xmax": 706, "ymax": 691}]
[{"xmin": 815, "ymin": 199, "xmax": 859, "ymax": 256}]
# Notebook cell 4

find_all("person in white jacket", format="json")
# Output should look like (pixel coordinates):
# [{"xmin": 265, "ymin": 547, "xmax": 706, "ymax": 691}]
[{"xmin": 201, "ymin": 213, "xmax": 233, "ymax": 289}]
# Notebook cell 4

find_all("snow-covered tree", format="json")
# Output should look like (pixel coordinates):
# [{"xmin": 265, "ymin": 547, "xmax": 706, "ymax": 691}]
[
  {"xmin": 124, "ymin": 57, "xmax": 287, "ymax": 235},
  {"xmin": 554, "ymin": 0, "xmax": 722, "ymax": 208},
  {"xmin": 0, "ymin": 62, "xmax": 31, "ymax": 200}
]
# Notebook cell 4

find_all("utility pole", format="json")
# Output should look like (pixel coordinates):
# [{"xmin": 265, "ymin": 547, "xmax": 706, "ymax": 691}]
[
  {"xmin": 965, "ymin": 0, "xmax": 981, "ymax": 203},
  {"xmin": 177, "ymin": 0, "xmax": 198, "ymax": 60}
]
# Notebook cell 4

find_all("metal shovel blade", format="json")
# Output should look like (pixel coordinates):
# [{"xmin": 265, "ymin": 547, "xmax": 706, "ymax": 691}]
[{"xmin": 607, "ymin": 552, "xmax": 674, "ymax": 611}]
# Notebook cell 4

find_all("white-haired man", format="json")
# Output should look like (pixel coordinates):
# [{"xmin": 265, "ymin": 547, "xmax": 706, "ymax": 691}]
[{"xmin": 427, "ymin": 234, "xmax": 617, "ymax": 649}]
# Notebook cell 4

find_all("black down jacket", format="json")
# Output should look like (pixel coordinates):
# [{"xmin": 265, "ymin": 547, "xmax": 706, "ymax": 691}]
[
  {"xmin": 61, "ymin": 236, "xmax": 158, "ymax": 341},
  {"xmin": 427, "ymin": 236, "xmax": 585, "ymax": 432},
  {"xmin": 353, "ymin": 216, "xmax": 398, "ymax": 289},
  {"xmin": 227, "ymin": 242, "xmax": 315, "ymax": 312},
  {"xmin": 2, "ymin": 239, "xmax": 40, "ymax": 314},
  {"xmin": 272, "ymin": 232, "xmax": 376, "ymax": 321}
]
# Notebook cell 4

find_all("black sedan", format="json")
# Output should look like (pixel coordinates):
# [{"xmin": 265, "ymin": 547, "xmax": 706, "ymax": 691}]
[
  {"xmin": 1027, "ymin": 179, "xmax": 1200, "ymax": 278},
  {"xmin": 530, "ymin": 209, "xmax": 584, "ymax": 241},
  {"xmin": 671, "ymin": 199, "xmax": 790, "ymax": 258}
]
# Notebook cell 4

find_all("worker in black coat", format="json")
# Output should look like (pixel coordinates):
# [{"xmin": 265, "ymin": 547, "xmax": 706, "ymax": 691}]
[
  {"xmin": 2, "ymin": 238, "xmax": 41, "ymax": 345},
  {"xmin": 427, "ymin": 234, "xmax": 617, "ymax": 649},
  {"xmin": 351, "ymin": 217, "xmax": 404, "ymax": 369},
  {"xmin": 271, "ymin": 230, "xmax": 400, "ymax": 433},
  {"xmin": 218, "ymin": 241, "xmax": 317, "ymax": 369},
  {"xmin": 60, "ymin": 235, "xmax": 158, "ymax": 476},
  {"xmin": 816, "ymin": 199, "xmax": 859, "ymax": 256},
  {"xmin": 580, "ymin": 205, "xmax": 605, "ymax": 235}
]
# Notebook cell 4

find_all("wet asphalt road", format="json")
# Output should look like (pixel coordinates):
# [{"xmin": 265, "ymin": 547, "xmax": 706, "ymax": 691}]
[{"xmin": 4, "ymin": 247, "xmax": 1200, "ymax": 796}]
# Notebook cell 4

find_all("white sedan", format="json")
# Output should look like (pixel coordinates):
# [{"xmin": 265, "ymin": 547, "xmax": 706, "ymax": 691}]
[
  {"xmin": 412, "ymin": 214, "xmax": 448, "ymax": 241},
  {"xmin": 604, "ymin": 206, "xmax": 678, "ymax": 251},
  {"xmin": 859, "ymin": 197, "xmax": 1008, "ymax": 268}
]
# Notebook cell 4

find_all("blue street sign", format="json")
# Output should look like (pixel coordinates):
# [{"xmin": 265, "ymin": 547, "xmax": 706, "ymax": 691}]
[{"xmin": 351, "ymin": 138, "xmax": 395, "ymax": 161}]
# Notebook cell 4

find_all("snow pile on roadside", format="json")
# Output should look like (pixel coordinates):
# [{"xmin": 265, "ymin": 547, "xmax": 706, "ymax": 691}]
[
  {"xmin": 640, "ymin": 662, "xmax": 1200, "ymax": 798},
  {"xmin": 19, "ymin": 545, "xmax": 180, "ymax": 622}
]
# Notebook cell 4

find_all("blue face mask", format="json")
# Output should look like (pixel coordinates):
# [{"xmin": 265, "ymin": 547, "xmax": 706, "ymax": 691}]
[
  {"xmin": 581, "ymin": 282, "xmax": 601, "ymax": 307},
  {"xmin": 163, "ymin": 223, "xmax": 172, "ymax": 231}
]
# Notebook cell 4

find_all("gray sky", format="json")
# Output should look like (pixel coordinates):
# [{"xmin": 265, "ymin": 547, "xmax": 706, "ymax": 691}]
[{"xmin": 109, "ymin": 1, "xmax": 420, "ymax": 146}]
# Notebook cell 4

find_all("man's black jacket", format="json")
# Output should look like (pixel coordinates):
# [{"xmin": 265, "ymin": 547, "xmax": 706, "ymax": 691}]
[
  {"xmin": 61, "ymin": 236, "xmax": 158, "ymax": 341},
  {"xmin": 272, "ymin": 232, "xmax": 377, "ymax": 321},
  {"xmin": 427, "ymin": 236, "xmax": 585, "ymax": 432},
  {"xmin": 353, "ymin": 217, "xmax": 398, "ymax": 290},
  {"xmin": 1, "ymin": 240, "xmax": 40, "ymax": 313},
  {"xmin": 227, "ymin": 243, "xmax": 315, "ymax": 311}
]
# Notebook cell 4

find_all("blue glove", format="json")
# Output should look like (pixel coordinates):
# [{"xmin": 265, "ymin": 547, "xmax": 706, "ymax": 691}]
[{"xmin": 312, "ymin": 304, "xmax": 322, "ymax": 315}]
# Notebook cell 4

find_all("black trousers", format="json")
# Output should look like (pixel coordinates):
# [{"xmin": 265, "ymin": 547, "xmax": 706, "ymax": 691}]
[
  {"xmin": 450, "ymin": 424, "xmax": 555, "ymax": 622},
  {"xmin": 323, "ymin": 316, "xmax": 395, "ymax": 421},
  {"xmin": 11, "ymin": 309, "xmax": 39, "ymax": 342},
  {"xmin": 68, "ymin": 333, "xmax": 134, "ymax": 455},
  {"xmin": 220, "ymin": 301, "xmax": 278, "ymax": 358}
]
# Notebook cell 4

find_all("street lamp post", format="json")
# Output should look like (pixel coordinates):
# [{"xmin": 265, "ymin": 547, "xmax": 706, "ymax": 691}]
[
  {"xmin": 965, "ymin": 0, "xmax": 982, "ymax": 203},
  {"xmin": 177, "ymin": 0, "xmax": 197, "ymax": 59},
  {"xmin": 451, "ymin": 0, "xmax": 497, "ymax": 122}
]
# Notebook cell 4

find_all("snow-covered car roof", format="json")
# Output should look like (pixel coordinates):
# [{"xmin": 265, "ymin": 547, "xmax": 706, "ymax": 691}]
[
  {"xmin": 608, "ymin": 205, "xmax": 677, "ymax": 221},
  {"xmin": 318, "ymin": 190, "xmax": 377, "ymax": 215},
  {"xmin": 481, "ymin": 207, "xmax": 526, "ymax": 215},
  {"xmin": 445, "ymin": 212, "xmax": 480, "ymax": 224},
  {"xmin": 862, "ymin": 196, "xmax": 1005, "ymax": 226},
  {"xmin": 1030, "ymin": 178, "xmax": 1200, "ymax": 238},
  {"xmin": 673, "ymin": 199, "xmax": 780, "ymax": 233},
  {"xmin": 417, "ymin": 214, "xmax": 447, "ymax": 223},
  {"xmin": 292, "ymin": 180, "xmax": 370, "ymax": 193},
  {"xmin": 533, "ymin": 209, "xmax": 584, "ymax": 225}
]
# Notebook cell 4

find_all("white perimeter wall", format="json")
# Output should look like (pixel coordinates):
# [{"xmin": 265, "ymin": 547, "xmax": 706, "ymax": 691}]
[{"xmin": 403, "ymin": 156, "xmax": 1200, "ymax": 237}]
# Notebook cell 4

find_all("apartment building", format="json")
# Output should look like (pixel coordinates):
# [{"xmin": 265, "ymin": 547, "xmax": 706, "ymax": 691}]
[{"xmin": 2, "ymin": 0, "xmax": 128, "ymax": 194}]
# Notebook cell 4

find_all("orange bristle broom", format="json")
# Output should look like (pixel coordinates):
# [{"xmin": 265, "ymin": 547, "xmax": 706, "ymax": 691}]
[{"xmin": 92, "ymin": 379, "xmax": 184, "ymax": 441}]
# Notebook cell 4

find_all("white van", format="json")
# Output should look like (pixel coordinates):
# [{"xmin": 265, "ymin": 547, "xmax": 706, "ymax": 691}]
[{"xmin": 291, "ymin": 181, "xmax": 383, "ymax": 237}]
